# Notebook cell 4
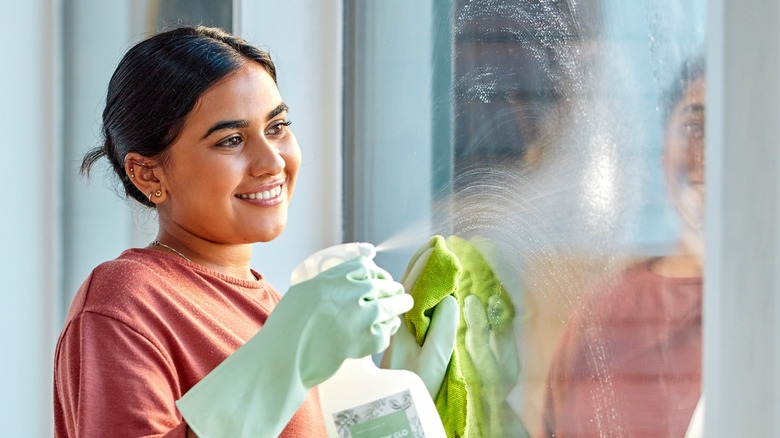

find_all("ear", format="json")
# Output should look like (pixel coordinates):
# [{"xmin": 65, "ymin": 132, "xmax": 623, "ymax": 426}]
[{"xmin": 124, "ymin": 153, "xmax": 166, "ymax": 204}]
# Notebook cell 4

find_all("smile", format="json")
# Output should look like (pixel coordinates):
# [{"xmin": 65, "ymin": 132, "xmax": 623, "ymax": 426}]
[{"xmin": 235, "ymin": 185, "xmax": 282, "ymax": 200}]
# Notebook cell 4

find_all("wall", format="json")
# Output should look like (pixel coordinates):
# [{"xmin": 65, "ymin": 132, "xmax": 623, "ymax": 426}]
[
  {"xmin": 241, "ymin": 0, "xmax": 344, "ymax": 291},
  {"xmin": 0, "ymin": 1, "xmax": 60, "ymax": 436}
]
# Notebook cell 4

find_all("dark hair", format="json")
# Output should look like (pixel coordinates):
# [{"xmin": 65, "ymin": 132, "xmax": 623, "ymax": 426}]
[
  {"xmin": 81, "ymin": 25, "xmax": 277, "ymax": 207},
  {"xmin": 661, "ymin": 53, "xmax": 705, "ymax": 125}
]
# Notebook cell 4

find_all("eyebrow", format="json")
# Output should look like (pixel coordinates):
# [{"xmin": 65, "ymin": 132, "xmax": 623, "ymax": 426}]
[
  {"xmin": 201, "ymin": 102, "xmax": 289, "ymax": 139},
  {"xmin": 268, "ymin": 102, "xmax": 289, "ymax": 120},
  {"xmin": 682, "ymin": 104, "xmax": 705, "ymax": 114}
]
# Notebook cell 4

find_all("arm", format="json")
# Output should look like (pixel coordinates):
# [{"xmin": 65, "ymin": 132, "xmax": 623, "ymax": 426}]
[{"xmin": 176, "ymin": 256, "xmax": 412, "ymax": 438}]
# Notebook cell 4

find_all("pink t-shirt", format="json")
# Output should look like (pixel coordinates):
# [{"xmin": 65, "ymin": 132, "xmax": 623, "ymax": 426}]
[
  {"xmin": 542, "ymin": 261, "xmax": 702, "ymax": 437},
  {"xmin": 54, "ymin": 248, "xmax": 327, "ymax": 437}
]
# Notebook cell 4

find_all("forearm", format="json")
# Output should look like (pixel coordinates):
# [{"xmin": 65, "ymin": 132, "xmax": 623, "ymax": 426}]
[{"xmin": 176, "ymin": 320, "xmax": 310, "ymax": 438}]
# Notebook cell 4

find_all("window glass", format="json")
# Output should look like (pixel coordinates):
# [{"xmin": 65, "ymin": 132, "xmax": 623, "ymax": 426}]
[{"xmin": 345, "ymin": 1, "xmax": 705, "ymax": 436}]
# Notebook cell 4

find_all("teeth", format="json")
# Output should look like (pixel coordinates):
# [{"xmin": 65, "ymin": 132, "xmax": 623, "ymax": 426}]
[{"xmin": 237, "ymin": 186, "xmax": 282, "ymax": 200}]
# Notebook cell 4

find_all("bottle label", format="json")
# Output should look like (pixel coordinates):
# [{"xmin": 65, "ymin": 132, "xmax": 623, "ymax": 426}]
[{"xmin": 331, "ymin": 389, "xmax": 425, "ymax": 438}]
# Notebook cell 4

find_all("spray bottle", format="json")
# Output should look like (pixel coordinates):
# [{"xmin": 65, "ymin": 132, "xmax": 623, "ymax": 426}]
[{"xmin": 291, "ymin": 243, "xmax": 446, "ymax": 438}]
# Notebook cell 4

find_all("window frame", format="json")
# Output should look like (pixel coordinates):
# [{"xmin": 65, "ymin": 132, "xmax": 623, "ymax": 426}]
[{"xmin": 703, "ymin": 0, "xmax": 780, "ymax": 435}]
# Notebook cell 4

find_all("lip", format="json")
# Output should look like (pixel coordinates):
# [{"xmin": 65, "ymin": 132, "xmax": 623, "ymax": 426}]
[
  {"xmin": 687, "ymin": 174, "xmax": 705, "ymax": 186},
  {"xmin": 235, "ymin": 180, "xmax": 285, "ymax": 206}
]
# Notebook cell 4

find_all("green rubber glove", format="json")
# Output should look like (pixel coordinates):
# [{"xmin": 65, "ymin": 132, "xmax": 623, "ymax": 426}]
[
  {"xmin": 380, "ymin": 295, "xmax": 459, "ymax": 398},
  {"xmin": 463, "ymin": 294, "xmax": 528, "ymax": 438},
  {"xmin": 379, "ymin": 242, "xmax": 459, "ymax": 399},
  {"xmin": 176, "ymin": 255, "xmax": 413, "ymax": 438}
]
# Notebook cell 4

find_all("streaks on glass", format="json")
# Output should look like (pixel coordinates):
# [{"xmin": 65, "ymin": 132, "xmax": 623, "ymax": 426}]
[
  {"xmin": 449, "ymin": 0, "xmax": 688, "ymax": 256},
  {"xmin": 443, "ymin": 1, "xmax": 705, "ymax": 436},
  {"xmin": 451, "ymin": 0, "xmax": 624, "ymax": 252},
  {"xmin": 459, "ymin": 66, "xmax": 500, "ymax": 103}
]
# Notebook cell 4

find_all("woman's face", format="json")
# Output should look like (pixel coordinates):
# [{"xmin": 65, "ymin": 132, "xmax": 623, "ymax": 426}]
[
  {"xmin": 156, "ymin": 63, "xmax": 301, "ymax": 244},
  {"xmin": 663, "ymin": 75, "xmax": 705, "ymax": 255}
]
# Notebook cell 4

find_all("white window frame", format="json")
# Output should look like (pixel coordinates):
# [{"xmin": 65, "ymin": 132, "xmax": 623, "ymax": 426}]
[{"xmin": 703, "ymin": 0, "xmax": 780, "ymax": 435}]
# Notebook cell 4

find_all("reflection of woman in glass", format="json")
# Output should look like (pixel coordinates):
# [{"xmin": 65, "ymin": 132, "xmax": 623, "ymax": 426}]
[{"xmin": 541, "ymin": 56, "xmax": 705, "ymax": 437}]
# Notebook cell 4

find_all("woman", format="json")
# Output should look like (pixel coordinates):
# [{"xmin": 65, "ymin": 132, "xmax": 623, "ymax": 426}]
[
  {"xmin": 541, "ymin": 55, "xmax": 705, "ymax": 437},
  {"xmin": 53, "ymin": 26, "xmax": 452, "ymax": 437}
]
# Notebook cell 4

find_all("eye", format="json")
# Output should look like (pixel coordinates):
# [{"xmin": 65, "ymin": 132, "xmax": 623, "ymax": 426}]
[
  {"xmin": 215, "ymin": 135, "xmax": 243, "ymax": 148},
  {"xmin": 266, "ymin": 120, "xmax": 292, "ymax": 136}
]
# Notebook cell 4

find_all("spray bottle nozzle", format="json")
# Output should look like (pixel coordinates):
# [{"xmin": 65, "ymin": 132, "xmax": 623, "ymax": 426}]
[{"xmin": 355, "ymin": 242, "xmax": 377, "ymax": 259}]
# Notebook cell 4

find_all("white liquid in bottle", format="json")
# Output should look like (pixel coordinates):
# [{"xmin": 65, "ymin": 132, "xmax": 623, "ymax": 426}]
[{"xmin": 291, "ymin": 243, "xmax": 447, "ymax": 438}]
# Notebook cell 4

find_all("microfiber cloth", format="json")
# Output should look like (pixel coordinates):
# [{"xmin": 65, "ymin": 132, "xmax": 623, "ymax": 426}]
[
  {"xmin": 401, "ymin": 235, "xmax": 518, "ymax": 438},
  {"xmin": 401, "ymin": 236, "xmax": 466, "ymax": 437}
]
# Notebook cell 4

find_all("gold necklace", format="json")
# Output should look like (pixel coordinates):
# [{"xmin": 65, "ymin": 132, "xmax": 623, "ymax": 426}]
[{"xmin": 150, "ymin": 240, "xmax": 191, "ymax": 262}]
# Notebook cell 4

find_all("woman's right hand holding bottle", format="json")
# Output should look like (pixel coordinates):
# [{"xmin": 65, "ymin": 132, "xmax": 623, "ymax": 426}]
[{"xmin": 176, "ymin": 254, "xmax": 412, "ymax": 438}]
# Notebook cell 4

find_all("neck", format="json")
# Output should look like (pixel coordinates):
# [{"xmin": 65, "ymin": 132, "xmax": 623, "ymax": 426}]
[
  {"xmin": 649, "ymin": 246, "xmax": 703, "ymax": 278},
  {"xmin": 151, "ymin": 232, "xmax": 256, "ymax": 281}
]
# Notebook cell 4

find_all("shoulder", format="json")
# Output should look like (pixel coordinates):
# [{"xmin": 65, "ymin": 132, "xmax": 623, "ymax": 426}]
[
  {"xmin": 66, "ymin": 248, "xmax": 282, "ymax": 325},
  {"xmin": 85, "ymin": 249, "xmax": 177, "ymax": 304},
  {"xmin": 547, "ymin": 263, "xmax": 654, "ymax": 368},
  {"xmin": 553, "ymin": 262, "xmax": 655, "ymax": 343},
  {"xmin": 89, "ymin": 249, "xmax": 161, "ymax": 290},
  {"xmin": 578, "ymin": 261, "xmax": 657, "ymax": 308},
  {"xmin": 589, "ymin": 260, "xmax": 700, "ymax": 313},
  {"xmin": 64, "ymin": 249, "xmax": 191, "ymax": 325}
]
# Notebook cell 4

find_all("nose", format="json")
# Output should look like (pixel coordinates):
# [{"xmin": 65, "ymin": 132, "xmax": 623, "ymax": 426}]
[{"xmin": 249, "ymin": 136, "xmax": 285, "ymax": 177}]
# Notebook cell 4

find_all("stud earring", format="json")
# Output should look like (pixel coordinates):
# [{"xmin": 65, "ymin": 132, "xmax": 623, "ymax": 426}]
[
  {"xmin": 148, "ymin": 192, "xmax": 153, "ymax": 202},
  {"xmin": 155, "ymin": 190, "xmax": 162, "ymax": 198},
  {"xmin": 129, "ymin": 172, "xmax": 135, "ymax": 179}
]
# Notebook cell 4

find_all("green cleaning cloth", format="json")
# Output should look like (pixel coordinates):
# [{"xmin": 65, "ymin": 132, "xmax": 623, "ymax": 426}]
[
  {"xmin": 401, "ymin": 235, "xmax": 524, "ymax": 438},
  {"xmin": 401, "ymin": 236, "xmax": 466, "ymax": 437}
]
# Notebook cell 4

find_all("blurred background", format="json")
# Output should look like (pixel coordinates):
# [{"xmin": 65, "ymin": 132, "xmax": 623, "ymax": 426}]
[{"xmin": 2, "ymin": 0, "xmax": 779, "ymax": 436}]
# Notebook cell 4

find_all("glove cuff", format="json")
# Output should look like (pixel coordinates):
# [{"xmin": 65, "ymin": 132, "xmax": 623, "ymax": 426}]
[{"xmin": 176, "ymin": 318, "xmax": 310, "ymax": 437}]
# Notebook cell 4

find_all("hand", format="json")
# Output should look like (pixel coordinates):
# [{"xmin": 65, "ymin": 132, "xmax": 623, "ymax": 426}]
[
  {"xmin": 282, "ymin": 255, "xmax": 414, "ymax": 386},
  {"xmin": 176, "ymin": 255, "xmax": 413, "ymax": 438},
  {"xmin": 380, "ymin": 294, "xmax": 459, "ymax": 398},
  {"xmin": 464, "ymin": 294, "xmax": 528, "ymax": 437}
]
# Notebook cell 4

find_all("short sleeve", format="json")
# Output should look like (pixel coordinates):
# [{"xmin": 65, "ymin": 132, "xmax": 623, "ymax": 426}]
[{"xmin": 54, "ymin": 311, "xmax": 187, "ymax": 438}]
